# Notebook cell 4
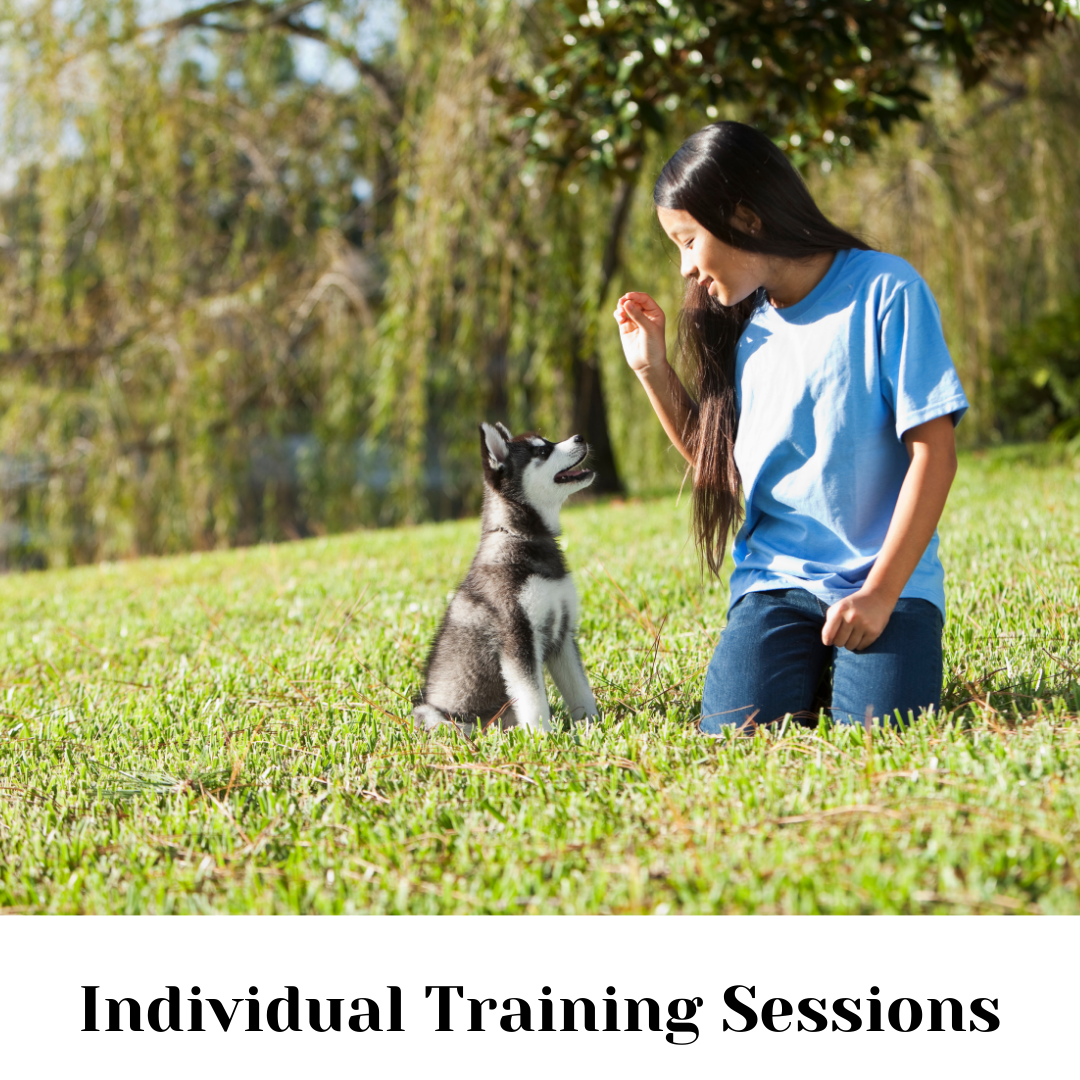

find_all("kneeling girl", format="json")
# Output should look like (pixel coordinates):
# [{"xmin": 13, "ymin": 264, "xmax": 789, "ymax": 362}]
[{"xmin": 615, "ymin": 122, "xmax": 968, "ymax": 730}]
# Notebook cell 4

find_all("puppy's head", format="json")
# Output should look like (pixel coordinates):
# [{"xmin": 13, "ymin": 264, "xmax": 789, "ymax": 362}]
[{"xmin": 479, "ymin": 422, "xmax": 594, "ymax": 532}]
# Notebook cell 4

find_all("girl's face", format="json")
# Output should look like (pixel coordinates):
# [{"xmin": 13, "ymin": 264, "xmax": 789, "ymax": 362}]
[{"xmin": 656, "ymin": 206, "xmax": 766, "ymax": 307}]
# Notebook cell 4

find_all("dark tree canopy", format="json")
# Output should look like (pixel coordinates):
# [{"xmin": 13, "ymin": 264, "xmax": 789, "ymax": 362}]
[{"xmin": 500, "ymin": 0, "xmax": 1072, "ymax": 176}]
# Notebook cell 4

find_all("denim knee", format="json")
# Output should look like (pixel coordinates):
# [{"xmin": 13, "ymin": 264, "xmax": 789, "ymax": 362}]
[
  {"xmin": 700, "ymin": 590, "xmax": 831, "ymax": 733},
  {"xmin": 830, "ymin": 598, "xmax": 943, "ymax": 725},
  {"xmin": 701, "ymin": 590, "xmax": 944, "ymax": 733}
]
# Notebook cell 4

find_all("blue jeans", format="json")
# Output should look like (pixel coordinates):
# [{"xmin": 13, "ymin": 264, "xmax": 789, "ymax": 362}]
[{"xmin": 700, "ymin": 588, "xmax": 944, "ymax": 732}]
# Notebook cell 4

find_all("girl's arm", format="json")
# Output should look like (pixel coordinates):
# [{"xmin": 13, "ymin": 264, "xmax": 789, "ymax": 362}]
[
  {"xmin": 614, "ymin": 292, "xmax": 698, "ymax": 465},
  {"xmin": 822, "ymin": 414, "xmax": 958, "ymax": 651}
]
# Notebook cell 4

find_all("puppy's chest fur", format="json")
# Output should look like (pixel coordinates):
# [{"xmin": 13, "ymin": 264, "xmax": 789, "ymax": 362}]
[
  {"xmin": 467, "ymin": 529, "xmax": 578, "ymax": 653},
  {"xmin": 517, "ymin": 571, "xmax": 580, "ymax": 660}
]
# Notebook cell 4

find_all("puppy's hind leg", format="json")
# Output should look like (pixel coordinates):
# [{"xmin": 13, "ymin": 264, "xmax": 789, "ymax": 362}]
[
  {"xmin": 547, "ymin": 636, "xmax": 599, "ymax": 729},
  {"xmin": 414, "ymin": 703, "xmax": 479, "ymax": 736},
  {"xmin": 414, "ymin": 703, "xmax": 452, "ymax": 732}
]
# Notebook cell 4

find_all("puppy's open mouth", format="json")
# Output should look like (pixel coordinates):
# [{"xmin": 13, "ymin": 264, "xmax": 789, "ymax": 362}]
[
  {"xmin": 554, "ymin": 467, "xmax": 593, "ymax": 484},
  {"xmin": 554, "ymin": 450, "xmax": 594, "ymax": 484}
]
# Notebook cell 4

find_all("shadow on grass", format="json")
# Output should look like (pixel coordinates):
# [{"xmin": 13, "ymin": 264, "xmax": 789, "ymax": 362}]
[{"xmin": 90, "ymin": 763, "xmax": 242, "ymax": 801}]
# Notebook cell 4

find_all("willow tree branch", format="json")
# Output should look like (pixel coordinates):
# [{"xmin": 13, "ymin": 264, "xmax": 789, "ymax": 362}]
[
  {"xmin": 146, "ymin": 1, "xmax": 403, "ymax": 123},
  {"xmin": 151, "ymin": 0, "xmax": 268, "ymax": 34},
  {"xmin": 278, "ymin": 17, "xmax": 402, "ymax": 123},
  {"xmin": 955, "ymin": 77, "xmax": 1028, "ymax": 136}
]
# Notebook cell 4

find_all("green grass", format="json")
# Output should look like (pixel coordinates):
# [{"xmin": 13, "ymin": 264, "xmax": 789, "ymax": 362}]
[{"xmin": 2, "ymin": 447, "xmax": 1080, "ymax": 914}]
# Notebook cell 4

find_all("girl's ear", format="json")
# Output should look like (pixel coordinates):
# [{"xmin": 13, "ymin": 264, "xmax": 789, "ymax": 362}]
[
  {"xmin": 731, "ymin": 204, "xmax": 763, "ymax": 236},
  {"xmin": 479, "ymin": 422, "xmax": 509, "ymax": 471}
]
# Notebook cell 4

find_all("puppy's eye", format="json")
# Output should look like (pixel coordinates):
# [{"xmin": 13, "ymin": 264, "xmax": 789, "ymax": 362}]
[{"xmin": 535, "ymin": 446, "xmax": 551, "ymax": 459}]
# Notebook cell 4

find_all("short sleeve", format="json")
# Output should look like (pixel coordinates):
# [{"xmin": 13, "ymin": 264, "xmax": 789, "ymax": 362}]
[{"xmin": 878, "ymin": 276, "xmax": 969, "ymax": 439}]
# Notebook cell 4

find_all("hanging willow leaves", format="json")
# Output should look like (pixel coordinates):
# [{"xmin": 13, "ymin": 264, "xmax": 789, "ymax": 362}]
[
  {"xmin": 0, "ymin": 1, "xmax": 387, "ymax": 564},
  {"xmin": 373, "ymin": 0, "xmax": 612, "ymax": 516}
]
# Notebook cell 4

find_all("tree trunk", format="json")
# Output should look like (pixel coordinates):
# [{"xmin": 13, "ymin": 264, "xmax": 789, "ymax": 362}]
[
  {"xmin": 570, "ymin": 174, "xmax": 638, "ymax": 495},
  {"xmin": 570, "ymin": 346, "xmax": 620, "ymax": 493}
]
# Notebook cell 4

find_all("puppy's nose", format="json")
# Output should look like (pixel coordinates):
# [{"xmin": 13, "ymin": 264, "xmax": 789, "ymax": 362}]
[{"xmin": 572, "ymin": 434, "xmax": 584, "ymax": 444}]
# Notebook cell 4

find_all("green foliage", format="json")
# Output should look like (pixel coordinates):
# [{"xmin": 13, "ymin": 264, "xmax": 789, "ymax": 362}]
[
  {"xmin": 808, "ymin": 29, "xmax": 1080, "ymax": 441},
  {"xmin": 1, "ymin": 447, "xmax": 1079, "ymax": 913},
  {"xmin": 1, "ymin": 1, "xmax": 1078, "ymax": 566},
  {"xmin": 0, "ymin": 1, "xmax": 388, "ymax": 566},
  {"xmin": 992, "ymin": 293, "xmax": 1080, "ymax": 444},
  {"xmin": 500, "ymin": 0, "xmax": 1073, "ymax": 176},
  {"xmin": 371, "ymin": 4, "xmax": 599, "ymax": 517}
]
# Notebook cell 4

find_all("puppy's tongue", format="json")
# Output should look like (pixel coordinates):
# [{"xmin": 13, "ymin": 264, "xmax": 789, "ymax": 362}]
[{"xmin": 555, "ymin": 466, "xmax": 592, "ymax": 482}]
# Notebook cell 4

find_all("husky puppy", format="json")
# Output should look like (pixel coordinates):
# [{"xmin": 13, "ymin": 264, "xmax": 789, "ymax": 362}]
[{"xmin": 413, "ymin": 422, "xmax": 599, "ymax": 734}]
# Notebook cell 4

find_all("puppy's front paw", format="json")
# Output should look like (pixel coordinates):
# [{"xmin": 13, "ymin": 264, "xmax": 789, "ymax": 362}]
[{"xmin": 573, "ymin": 708, "xmax": 600, "ymax": 733}]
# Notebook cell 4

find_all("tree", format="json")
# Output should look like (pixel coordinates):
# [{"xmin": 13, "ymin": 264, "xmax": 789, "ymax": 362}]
[
  {"xmin": 150, "ymin": 1, "xmax": 1076, "ymax": 498},
  {"xmin": 494, "ymin": 0, "xmax": 1074, "ymax": 489},
  {"xmin": 0, "ymin": 0, "xmax": 388, "ymax": 564},
  {"xmin": 1, "ymin": 0, "xmax": 1076, "ymax": 565},
  {"xmin": 506, "ymin": 0, "xmax": 1072, "ymax": 169}
]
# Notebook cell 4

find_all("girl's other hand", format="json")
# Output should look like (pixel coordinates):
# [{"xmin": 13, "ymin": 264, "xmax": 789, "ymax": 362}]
[
  {"xmin": 822, "ymin": 589, "xmax": 896, "ymax": 652},
  {"xmin": 614, "ymin": 292, "xmax": 667, "ymax": 374}
]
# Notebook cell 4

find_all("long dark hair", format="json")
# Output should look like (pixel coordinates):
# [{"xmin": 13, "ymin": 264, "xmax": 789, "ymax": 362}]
[{"xmin": 654, "ymin": 121, "xmax": 871, "ymax": 576}]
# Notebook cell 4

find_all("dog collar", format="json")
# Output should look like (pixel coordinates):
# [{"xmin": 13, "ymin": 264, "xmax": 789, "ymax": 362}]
[{"xmin": 484, "ymin": 525, "xmax": 537, "ymax": 541}]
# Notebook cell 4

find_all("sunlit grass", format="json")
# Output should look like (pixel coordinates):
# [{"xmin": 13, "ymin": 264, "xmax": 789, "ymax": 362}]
[{"xmin": 2, "ymin": 446, "xmax": 1079, "ymax": 913}]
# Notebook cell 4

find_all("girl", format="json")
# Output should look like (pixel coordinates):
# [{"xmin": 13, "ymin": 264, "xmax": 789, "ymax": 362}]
[{"xmin": 614, "ymin": 122, "xmax": 968, "ymax": 732}]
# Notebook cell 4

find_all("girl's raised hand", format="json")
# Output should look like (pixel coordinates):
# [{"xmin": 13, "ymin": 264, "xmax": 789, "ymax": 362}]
[{"xmin": 614, "ymin": 292, "xmax": 667, "ymax": 374}]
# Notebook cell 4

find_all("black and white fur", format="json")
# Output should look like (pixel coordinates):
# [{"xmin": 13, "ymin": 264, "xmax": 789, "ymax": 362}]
[{"xmin": 413, "ymin": 422, "xmax": 599, "ymax": 734}]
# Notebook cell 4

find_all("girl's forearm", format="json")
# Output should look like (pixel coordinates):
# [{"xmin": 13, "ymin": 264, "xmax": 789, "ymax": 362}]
[
  {"xmin": 636, "ymin": 360, "xmax": 699, "ymax": 466},
  {"xmin": 862, "ymin": 415, "xmax": 958, "ymax": 605}
]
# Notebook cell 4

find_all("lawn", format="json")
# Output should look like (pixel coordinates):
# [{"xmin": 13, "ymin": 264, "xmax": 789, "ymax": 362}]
[{"xmin": 2, "ymin": 446, "xmax": 1079, "ymax": 914}]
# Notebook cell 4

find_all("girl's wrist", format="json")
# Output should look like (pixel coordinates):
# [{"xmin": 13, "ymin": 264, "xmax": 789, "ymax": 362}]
[
  {"xmin": 632, "ymin": 354, "xmax": 670, "ymax": 383},
  {"xmin": 858, "ymin": 578, "xmax": 902, "ymax": 610}
]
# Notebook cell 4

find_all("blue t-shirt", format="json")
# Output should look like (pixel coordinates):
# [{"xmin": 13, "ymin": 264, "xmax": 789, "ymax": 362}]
[{"xmin": 729, "ymin": 248, "xmax": 968, "ymax": 618}]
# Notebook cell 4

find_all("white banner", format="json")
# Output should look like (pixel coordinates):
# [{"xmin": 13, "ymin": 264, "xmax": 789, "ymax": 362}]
[{"xmin": 0, "ymin": 916, "xmax": 1072, "ymax": 1078}]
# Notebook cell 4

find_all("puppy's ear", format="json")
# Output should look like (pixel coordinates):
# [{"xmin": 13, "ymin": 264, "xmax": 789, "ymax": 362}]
[
  {"xmin": 494, "ymin": 421, "xmax": 513, "ymax": 443},
  {"xmin": 479, "ymin": 422, "xmax": 509, "ymax": 471}
]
